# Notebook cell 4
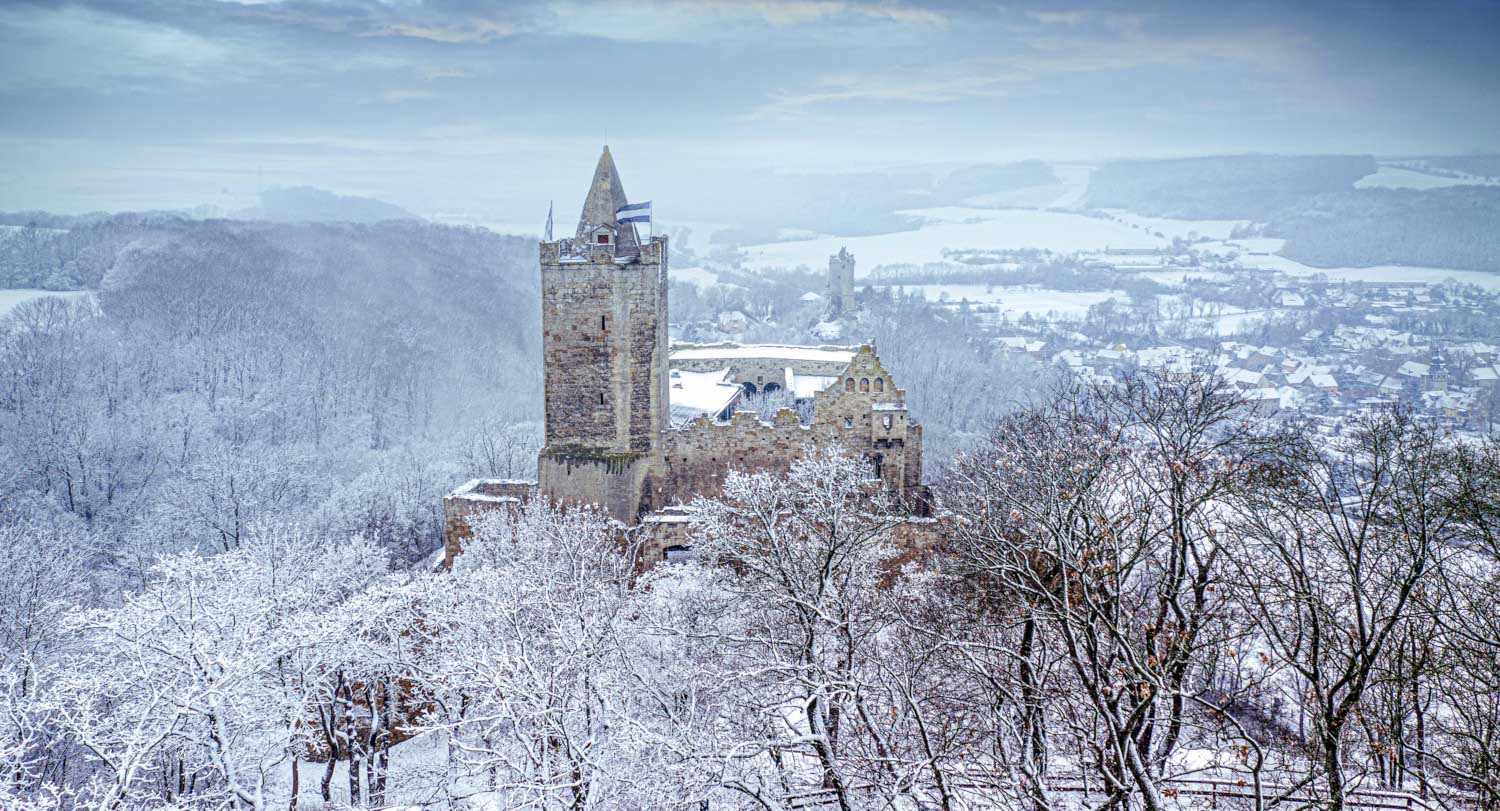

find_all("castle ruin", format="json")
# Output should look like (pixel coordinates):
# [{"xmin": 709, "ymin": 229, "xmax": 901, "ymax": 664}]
[
  {"xmin": 443, "ymin": 148, "xmax": 928, "ymax": 566},
  {"xmin": 828, "ymin": 246, "xmax": 856, "ymax": 318}
]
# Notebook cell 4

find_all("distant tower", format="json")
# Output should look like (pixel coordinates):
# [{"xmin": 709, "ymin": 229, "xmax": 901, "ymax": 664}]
[
  {"xmin": 537, "ymin": 147, "xmax": 669, "ymax": 521},
  {"xmin": 828, "ymin": 246, "xmax": 856, "ymax": 317},
  {"xmin": 1430, "ymin": 349, "xmax": 1448, "ymax": 392}
]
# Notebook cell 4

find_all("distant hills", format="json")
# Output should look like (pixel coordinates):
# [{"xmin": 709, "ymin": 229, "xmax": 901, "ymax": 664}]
[
  {"xmin": 1086, "ymin": 154, "xmax": 1377, "ymax": 219},
  {"xmin": 1263, "ymin": 186, "xmax": 1500, "ymax": 272},
  {"xmin": 0, "ymin": 185, "xmax": 420, "ymax": 231},
  {"xmin": 251, "ymin": 186, "xmax": 419, "ymax": 224},
  {"xmin": 1086, "ymin": 154, "xmax": 1500, "ymax": 272}
]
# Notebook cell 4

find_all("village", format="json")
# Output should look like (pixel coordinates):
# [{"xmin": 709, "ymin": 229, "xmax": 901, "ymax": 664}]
[{"xmin": 668, "ymin": 236, "xmax": 1500, "ymax": 438}]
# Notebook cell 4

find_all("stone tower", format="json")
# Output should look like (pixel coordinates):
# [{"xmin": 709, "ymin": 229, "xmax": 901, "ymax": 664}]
[
  {"xmin": 828, "ymin": 246, "xmax": 855, "ymax": 317},
  {"xmin": 537, "ymin": 147, "xmax": 669, "ymax": 522}
]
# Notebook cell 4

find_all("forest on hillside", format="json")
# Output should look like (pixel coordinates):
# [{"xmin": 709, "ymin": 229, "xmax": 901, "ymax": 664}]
[
  {"xmin": 1086, "ymin": 155, "xmax": 1376, "ymax": 219},
  {"xmin": 1262, "ymin": 186, "xmax": 1500, "ymax": 272},
  {"xmin": 0, "ymin": 218, "xmax": 543, "ymax": 577}
]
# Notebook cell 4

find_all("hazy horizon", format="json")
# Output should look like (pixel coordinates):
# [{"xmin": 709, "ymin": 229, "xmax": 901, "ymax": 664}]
[{"xmin": 3, "ymin": 0, "xmax": 1500, "ymax": 221}]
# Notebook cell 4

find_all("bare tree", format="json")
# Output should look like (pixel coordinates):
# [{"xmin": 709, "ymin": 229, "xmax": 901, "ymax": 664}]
[{"xmin": 1227, "ymin": 409, "xmax": 1462, "ymax": 811}]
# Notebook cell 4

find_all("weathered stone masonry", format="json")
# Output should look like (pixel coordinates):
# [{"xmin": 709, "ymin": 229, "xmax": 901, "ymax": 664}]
[{"xmin": 443, "ymin": 148, "xmax": 933, "ymax": 567}]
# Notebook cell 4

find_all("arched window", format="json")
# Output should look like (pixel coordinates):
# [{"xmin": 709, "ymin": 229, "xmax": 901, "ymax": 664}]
[
  {"xmin": 859, "ymin": 378, "xmax": 870, "ymax": 393},
  {"xmin": 874, "ymin": 377, "xmax": 885, "ymax": 392},
  {"xmin": 763, "ymin": 382, "xmax": 782, "ymax": 394},
  {"xmin": 742, "ymin": 382, "xmax": 759, "ymax": 396},
  {"xmin": 845, "ymin": 377, "xmax": 855, "ymax": 392}
]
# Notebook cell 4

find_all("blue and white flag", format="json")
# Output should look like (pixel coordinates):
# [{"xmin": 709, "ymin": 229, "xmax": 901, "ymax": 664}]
[
  {"xmin": 616, "ymin": 200, "xmax": 652, "ymax": 224},
  {"xmin": 544, "ymin": 200, "xmax": 553, "ymax": 241}
]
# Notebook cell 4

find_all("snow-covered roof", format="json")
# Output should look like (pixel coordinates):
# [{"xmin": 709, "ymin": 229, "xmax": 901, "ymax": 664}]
[
  {"xmin": 1397, "ymin": 361, "xmax": 1431, "ymax": 378},
  {"xmin": 789, "ymin": 372, "xmax": 838, "ymax": 399},
  {"xmin": 670, "ymin": 343, "xmax": 857, "ymax": 364},
  {"xmin": 446, "ymin": 478, "xmax": 536, "ymax": 503},
  {"xmin": 669, "ymin": 368, "xmax": 743, "ymax": 427}
]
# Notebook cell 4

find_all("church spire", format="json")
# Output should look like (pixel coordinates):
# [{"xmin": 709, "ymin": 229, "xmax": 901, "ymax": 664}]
[{"xmin": 576, "ymin": 145, "xmax": 637, "ymax": 251}]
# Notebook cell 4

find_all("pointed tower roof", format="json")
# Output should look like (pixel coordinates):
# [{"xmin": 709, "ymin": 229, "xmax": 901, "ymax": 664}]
[{"xmin": 576, "ymin": 146, "xmax": 638, "ymax": 251}]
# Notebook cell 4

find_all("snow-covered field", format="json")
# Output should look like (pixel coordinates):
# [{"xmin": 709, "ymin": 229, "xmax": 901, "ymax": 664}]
[
  {"xmin": 1198, "ymin": 236, "xmax": 1500, "ymax": 290},
  {"xmin": 670, "ymin": 265, "xmax": 730, "ymax": 289},
  {"xmin": 950, "ymin": 163, "xmax": 1095, "ymax": 210},
  {"xmin": 1355, "ymin": 165, "xmax": 1499, "ymax": 189},
  {"xmin": 1132, "ymin": 270, "xmax": 1233, "ymax": 287},
  {"xmin": 1097, "ymin": 210, "xmax": 1245, "ymax": 241},
  {"xmin": 885, "ymin": 283, "xmax": 1127, "ymax": 321},
  {"xmin": 742, "ymin": 207, "xmax": 1166, "ymax": 273},
  {"xmin": 0, "ymin": 289, "xmax": 92, "ymax": 318}
]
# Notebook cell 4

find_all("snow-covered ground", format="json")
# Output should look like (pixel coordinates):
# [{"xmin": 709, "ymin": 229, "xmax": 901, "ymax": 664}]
[
  {"xmin": 963, "ymin": 163, "xmax": 1096, "ymax": 210},
  {"xmin": 284, "ymin": 733, "xmax": 449, "ymax": 810},
  {"xmin": 0, "ymin": 289, "xmax": 92, "ymax": 319},
  {"xmin": 885, "ymin": 283, "xmax": 1127, "ymax": 321},
  {"xmin": 742, "ymin": 207, "xmax": 1166, "ymax": 273},
  {"xmin": 963, "ymin": 182, "xmax": 1077, "ymax": 209},
  {"xmin": 1097, "ymin": 210, "xmax": 1245, "ymax": 241},
  {"xmin": 1354, "ymin": 165, "xmax": 1499, "ymax": 189},
  {"xmin": 1046, "ymin": 163, "xmax": 1094, "ymax": 209},
  {"xmin": 1132, "ymin": 270, "xmax": 1234, "ymax": 287},
  {"xmin": 671, "ymin": 265, "xmax": 734, "ymax": 289},
  {"xmin": 1198, "ymin": 236, "xmax": 1500, "ymax": 290}
]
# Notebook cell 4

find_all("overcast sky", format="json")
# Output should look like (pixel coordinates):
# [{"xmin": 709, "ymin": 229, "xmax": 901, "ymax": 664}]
[{"xmin": 2, "ymin": 0, "xmax": 1498, "ymax": 219}]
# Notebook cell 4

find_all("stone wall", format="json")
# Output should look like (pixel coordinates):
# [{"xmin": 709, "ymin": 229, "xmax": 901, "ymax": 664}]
[
  {"xmin": 538, "ymin": 449, "xmax": 656, "ymax": 524},
  {"xmin": 441, "ymin": 479, "xmax": 536, "ymax": 568},
  {"xmin": 656, "ymin": 409, "xmax": 816, "ymax": 510},
  {"xmin": 646, "ymin": 345, "xmax": 924, "ymax": 512},
  {"xmin": 539, "ymin": 237, "xmax": 669, "ymax": 454},
  {"xmin": 805, "ymin": 345, "xmax": 923, "ymax": 501}
]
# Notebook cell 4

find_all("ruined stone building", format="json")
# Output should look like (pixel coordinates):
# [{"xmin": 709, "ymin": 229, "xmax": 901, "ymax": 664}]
[
  {"xmin": 443, "ymin": 148, "xmax": 928, "ymax": 565},
  {"xmin": 828, "ymin": 246, "xmax": 856, "ymax": 317}
]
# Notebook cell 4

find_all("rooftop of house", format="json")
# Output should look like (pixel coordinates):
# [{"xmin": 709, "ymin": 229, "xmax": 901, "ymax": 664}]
[{"xmin": 668, "ymin": 368, "xmax": 743, "ymax": 427}]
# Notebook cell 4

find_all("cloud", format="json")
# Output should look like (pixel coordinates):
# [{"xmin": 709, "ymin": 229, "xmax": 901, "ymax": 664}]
[
  {"xmin": 211, "ymin": 0, "xmax": 523, "ymax": 43},
  {"xmin": 378, "ymin": 87, "xmax": 439, "ymax": 103},
  {"xmin": 1023, "ymin": 8, "xmax": 1147, "ymax": 32},
  {"xmin": 0, "ymin": 4, "xmax": 241, "ymax": 91},
  {"xmin": 674, "ymin": 0, "xmax": 947, "ymax": 26},
  {"xmin": 750, "ymin": 64, "xmax": 1013, "ymax": 118},
  {"xmin": 749, "ymin": 5, "xmax": 1315, "ymax": 118},
  {"xmin": 542, "ymin": 0, "xmax": 943, "ymax": 42}
]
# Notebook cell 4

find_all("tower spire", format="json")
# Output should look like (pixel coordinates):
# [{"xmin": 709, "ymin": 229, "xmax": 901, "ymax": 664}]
[{"xmin": 576, "ymin": 145, "xmax": 637, "ymax": 251}]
